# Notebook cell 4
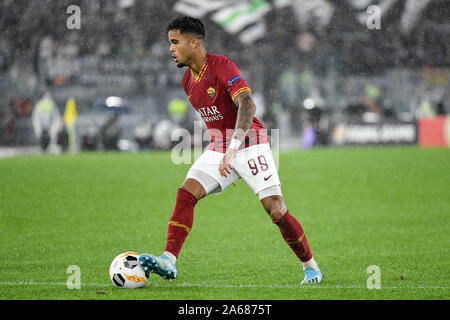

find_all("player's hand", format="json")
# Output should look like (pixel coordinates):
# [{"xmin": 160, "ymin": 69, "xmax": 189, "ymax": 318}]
[{"xmin": 219, "ymin": 148, "xmax": 237, "ymax": 177}]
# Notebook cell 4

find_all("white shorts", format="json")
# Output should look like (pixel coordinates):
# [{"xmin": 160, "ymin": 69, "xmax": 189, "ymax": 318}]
[{"xmin": 185, "ymin": 143, "xmax": 282, "ymax": 198}]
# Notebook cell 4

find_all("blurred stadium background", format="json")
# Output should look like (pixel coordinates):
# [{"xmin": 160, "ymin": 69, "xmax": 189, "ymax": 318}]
[{"xmin": 0, "ymin": 0, "xmax": 449, "ymax": 156}]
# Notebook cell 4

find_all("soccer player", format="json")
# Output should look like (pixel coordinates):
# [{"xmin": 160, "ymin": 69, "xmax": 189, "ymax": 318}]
[{"xmin": 139, "ymin": 16, "xmax": 322, "ymax": 284}]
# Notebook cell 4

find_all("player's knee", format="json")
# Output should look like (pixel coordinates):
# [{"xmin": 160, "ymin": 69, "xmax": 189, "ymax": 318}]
[
  {"xmin": 267, "ymin": 207, "xmax": 286, "ymax": 221},
  {"xmin": 261, "ymin": 195, "xmax": 287, "ymax": 221},
  {"xmin": 180, "ymin": 178, "xmax": 206, "ymax": 200}
]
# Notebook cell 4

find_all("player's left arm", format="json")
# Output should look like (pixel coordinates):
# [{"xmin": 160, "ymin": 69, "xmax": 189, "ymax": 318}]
[
  {"xmin": 218, "ymin": 90, "xmax": 256, "ymax": 177},
  {"xmin": 233, "ymin": 90, "xmax": 256, "ymax": 142}
]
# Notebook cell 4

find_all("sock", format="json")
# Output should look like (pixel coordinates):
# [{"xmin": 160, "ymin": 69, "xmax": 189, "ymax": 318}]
[
  {"xmin": 301, "ymin": 257, "xmax": 317, "ymax": 271},
  {"xmin": 273, "ymin": 211, "xmax": 313, "ymax": 263},
  {"xmin": 164, "ymin": 188, "xmax": 197, "ymax": 259},
  {"xmin": 163, "ymin": 251, "xmax": 177, "ymax": 265}
]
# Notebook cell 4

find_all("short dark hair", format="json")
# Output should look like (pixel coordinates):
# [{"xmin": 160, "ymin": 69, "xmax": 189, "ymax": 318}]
[{"xmin": 167, "ymin": 16, "xmax": 205, "ymax": 39}]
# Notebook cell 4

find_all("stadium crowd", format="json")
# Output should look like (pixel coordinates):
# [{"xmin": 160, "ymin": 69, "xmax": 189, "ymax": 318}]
[{"xmin": 0, "ymin": 0, "xmax": 449, "ymax": 150}]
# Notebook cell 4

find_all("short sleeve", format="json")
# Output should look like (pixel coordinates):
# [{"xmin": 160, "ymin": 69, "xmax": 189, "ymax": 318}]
[
  {"xmin": 181, "ymin": 69, "xmax": 190, "ymax": 94},
  {"xmin": 218, "ymin": 58, "xmax": 251, "ymax": 102}
]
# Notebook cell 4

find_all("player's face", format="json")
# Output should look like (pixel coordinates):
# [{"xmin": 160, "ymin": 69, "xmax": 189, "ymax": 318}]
[{"xmin": 168, "ymin": 29, "xmax": 194, "ymax": 68}]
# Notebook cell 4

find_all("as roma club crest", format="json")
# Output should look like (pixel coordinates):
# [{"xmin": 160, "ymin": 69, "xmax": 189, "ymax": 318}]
[{"xmin": 207, "ymin": 87, "xmax": 216, "ymax": 99}]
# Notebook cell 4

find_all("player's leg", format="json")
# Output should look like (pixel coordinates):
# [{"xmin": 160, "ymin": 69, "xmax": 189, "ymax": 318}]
[
  {"xmin": 181, "ymin": 177, "xmax": 207, "ymax": 199},
  {"xmin": 139, "ymin": 178, "xmax": 207, "ymax": 280},
  {"xmin": 162, "ymin": 176, "xmax": 208, "ymax": 263},
  {"xmin": 233, "ymin": 144, "xmax": 322, "ymax": 284},
  {"xmin": 259, "ymin": 192, "xmax": 322, "ymax": 284},
  {"xmin": 162, "ymin": 164, "xmax": 235, "ymax": 262},
  {"xmin": 139, "ymin": 150, "xmax": 235, "ymax": 280}
]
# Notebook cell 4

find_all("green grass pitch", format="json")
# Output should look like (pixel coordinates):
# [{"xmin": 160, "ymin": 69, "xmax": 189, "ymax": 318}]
[{"xmin": 0, "ymin": 146, "xmax": 449, "ymax": 300}]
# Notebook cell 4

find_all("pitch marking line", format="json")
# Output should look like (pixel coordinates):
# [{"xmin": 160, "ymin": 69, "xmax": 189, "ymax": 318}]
[{"xmin": 0, "ymin": 281, "xmax": 448, "ymax": 290}]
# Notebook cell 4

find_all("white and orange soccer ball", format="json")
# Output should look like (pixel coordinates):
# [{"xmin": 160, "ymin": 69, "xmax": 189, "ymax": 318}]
[{"xmin": 109, "ymin": 252, "xmax": 149, "ymax": 288}]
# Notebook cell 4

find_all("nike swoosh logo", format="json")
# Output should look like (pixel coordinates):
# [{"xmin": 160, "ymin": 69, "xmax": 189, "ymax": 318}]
[{"xmin": 264, "ymin": 175, "xmax": 272, "ymax": 181}]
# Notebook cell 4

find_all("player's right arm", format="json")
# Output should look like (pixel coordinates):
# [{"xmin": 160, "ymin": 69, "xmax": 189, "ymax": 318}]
[
  {"xmin": 217, "ymin": 56, "xmax": 254, "ymax": 177},
  {"xmin": 218, "ymin": 89, "xmax": 256, "ymax": 177},
  {"xmin": 232, "ymin": 90, "xmax": 256, "ymax": 143}
]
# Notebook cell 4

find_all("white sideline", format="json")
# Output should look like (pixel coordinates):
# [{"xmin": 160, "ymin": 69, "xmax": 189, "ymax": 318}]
[{"xmin": 0, "ymin": 281, "xmax": 448, "ymax": 290}]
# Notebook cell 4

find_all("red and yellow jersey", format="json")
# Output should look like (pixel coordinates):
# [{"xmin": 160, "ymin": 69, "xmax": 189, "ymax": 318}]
[{"xmin": 181, "ymin": 52, "xmax": 268, "ymax": 153}]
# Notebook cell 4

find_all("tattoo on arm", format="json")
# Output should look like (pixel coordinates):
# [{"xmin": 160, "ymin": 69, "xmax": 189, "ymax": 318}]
[{"xmin": 233, "ymin": 90, "xmax": 256, "ymax": 141}]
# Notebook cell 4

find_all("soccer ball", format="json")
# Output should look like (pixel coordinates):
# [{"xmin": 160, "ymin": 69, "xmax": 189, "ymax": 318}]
[{"xmin": 109, "ymin": 252, "xmax": 149, "ymax": 288}]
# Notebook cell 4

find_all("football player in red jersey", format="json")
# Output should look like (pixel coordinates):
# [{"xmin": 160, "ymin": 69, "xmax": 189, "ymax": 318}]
[{"xmin": 139, "ymin": 16, "xmax": 322, "ymax": 284}]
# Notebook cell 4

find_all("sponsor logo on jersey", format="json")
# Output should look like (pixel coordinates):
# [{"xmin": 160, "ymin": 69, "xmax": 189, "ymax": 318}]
[
  {"xmin": 197, "ymin": 105, "xmax": 223, "ymax": 122},
  {"xmin": 207, "ymin": 87, "xmax": 216, "ymax": 99},
  {"xmin": 227, "ymin": 75, "xmax": 241, "ymax": 86}
]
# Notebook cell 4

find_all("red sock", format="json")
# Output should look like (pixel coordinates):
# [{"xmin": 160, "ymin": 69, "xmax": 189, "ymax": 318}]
[
  {"xmin": 273, "ymin": 211, "xmax": 313, "ymax": 262},
  {"xmin": 164, "ymin": 188, "xmax": 197, "ymax": 258}
]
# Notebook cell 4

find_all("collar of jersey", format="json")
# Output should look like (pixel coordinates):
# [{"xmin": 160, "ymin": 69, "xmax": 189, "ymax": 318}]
[{"xmin": 190, "ymin": 61, "xmax": 208, "ymax": 83}]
